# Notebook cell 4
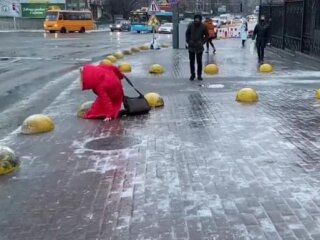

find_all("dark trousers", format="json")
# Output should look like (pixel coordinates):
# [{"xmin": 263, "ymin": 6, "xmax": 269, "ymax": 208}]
[
  {"xmin": 242, "ymin": 40, "xmax": 246, "ymax": 47},
  {"xmin": 189, "ymin": 51, "xmax": 203, "ymax": 77},
  {"xmin": 256, "ymin": 39, "xmax": 266, "ymax": 61},
  {"xmin": 206, "ymin": 38, "xmax": 215, "ymax": 51}
]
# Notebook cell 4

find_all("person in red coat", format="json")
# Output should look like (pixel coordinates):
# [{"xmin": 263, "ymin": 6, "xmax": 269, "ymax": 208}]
[{"xmin": 80, "ymin": 64, "xmax": 124, "ymax": 120}]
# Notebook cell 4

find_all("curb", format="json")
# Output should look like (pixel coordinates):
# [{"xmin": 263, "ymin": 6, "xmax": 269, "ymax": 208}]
[
  {"xmin": 268, "ymin": 46, "xmax": 320, "ymax": 66},
  {"xmin": 0, "ymin": 29, "xmax": 110, "ymax": 33}
]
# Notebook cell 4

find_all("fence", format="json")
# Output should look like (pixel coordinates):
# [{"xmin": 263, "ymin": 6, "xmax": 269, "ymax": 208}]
[{"xmin": 260, "ymin": 0, "xmax": 320, "ymax": 58}]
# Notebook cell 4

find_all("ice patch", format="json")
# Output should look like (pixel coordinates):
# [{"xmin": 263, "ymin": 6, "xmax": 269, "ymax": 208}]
[
  {"xmin": 198, "ymin": 208, "xmax": 212, "ymax": 217},
  {"xmin": 121, "ymin": 188, "xmax": 133, "ymax": 198}
]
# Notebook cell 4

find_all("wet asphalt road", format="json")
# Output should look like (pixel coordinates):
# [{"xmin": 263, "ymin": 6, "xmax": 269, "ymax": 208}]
[{"xmin": 0, "ymin": 31, "xmax": 166, "ymax": 139}]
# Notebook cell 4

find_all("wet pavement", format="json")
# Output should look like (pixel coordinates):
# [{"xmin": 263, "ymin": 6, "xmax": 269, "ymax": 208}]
[
  {"xmin": 0, "ymin": 31, "xmax": 169, "ymax": 139},
  {"xmin": 1, "ymin": 38, "xmax": 320, "ymax": 240}
]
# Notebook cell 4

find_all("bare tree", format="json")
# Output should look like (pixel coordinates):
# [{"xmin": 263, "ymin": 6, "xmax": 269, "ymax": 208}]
[
  {"xmin": 178, "ymin": 0, "xmax": 190, "ymax": 12},
  {"xmin": 104, "ymin": 0, "xmax": 148, "ymax": 20}
]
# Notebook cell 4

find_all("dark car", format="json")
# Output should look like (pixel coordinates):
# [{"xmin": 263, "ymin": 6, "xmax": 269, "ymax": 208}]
[{"xmin": 110, "ymin": 20, "xmax": 131, "ymax": 32}]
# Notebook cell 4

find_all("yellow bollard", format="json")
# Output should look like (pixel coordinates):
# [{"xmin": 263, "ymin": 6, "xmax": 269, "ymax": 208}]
[{"xmin": 236, "ymin": 88, "xmax": 259, "ymax": 103}]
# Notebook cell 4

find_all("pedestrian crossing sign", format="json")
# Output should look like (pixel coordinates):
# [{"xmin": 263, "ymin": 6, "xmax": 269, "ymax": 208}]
[
  {"xmin": 148, "ymin": 0, "xmax": 161, "ymax": 14},
  {"xmin": 148, "ymin": 15, "xmax": 160, "ymax": 27}
]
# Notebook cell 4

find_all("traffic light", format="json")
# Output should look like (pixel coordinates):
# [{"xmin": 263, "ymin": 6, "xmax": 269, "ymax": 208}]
[{"xmin": 12, "ymin": 3, "xmax": 16, "ymax": 11}]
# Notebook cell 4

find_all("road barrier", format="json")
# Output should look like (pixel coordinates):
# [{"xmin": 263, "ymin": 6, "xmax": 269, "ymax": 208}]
[{"xmin": 217, "ymin": 27, "xmax": 240, "ymax": 39}]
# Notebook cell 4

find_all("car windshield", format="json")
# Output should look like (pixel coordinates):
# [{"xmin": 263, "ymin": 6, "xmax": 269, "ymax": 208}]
[
  {"xmin": 163, "ymin": 23, "xmax": 172, "ymax": 27},
  {"xmin": 46, "ymin": 12, "xmax": 58, "ymax": 21}
]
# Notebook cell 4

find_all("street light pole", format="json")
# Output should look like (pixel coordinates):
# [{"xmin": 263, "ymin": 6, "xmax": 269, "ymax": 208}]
[{"xmin": 172, "ymin": 1, "xmax": 179, "ymax": 49}]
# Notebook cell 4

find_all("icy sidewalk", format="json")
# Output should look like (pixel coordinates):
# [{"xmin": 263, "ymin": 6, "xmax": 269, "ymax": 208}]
[{"xmin": 1, "ymin": 39, "xmax": 320, "ymax": 240}]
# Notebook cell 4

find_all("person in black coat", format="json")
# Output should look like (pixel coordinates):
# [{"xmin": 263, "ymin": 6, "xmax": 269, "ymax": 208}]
[
  {"xmin": 186, "ymin": 14, "xmax": 208, "ymax": 81},
  {"xmin": 252, "ymin": 15, "xmax": 271, "ymax": 63}
]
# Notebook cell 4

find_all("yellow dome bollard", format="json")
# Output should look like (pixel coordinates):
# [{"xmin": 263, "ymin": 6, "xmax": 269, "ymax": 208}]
[
  {"xmin": 259, "ymin": 63, "xmax": 273, "ymax": 73},
  {"xmin": 0, "ymin": 146, "xmax": 20, "ymax": 175},
  {"xmin": 131, "ymin": 47, "xmax": 140, "ymax": 53},
  {"xmin": 144, "ymin": 92, "xmax": 164, "ymax": 108},
  {"xmin": 315, "ymin": 89, "xmax": 320, "ymax": 99},
  {"xmin": 139, "ymin": 45, "xmax": 150, "ymax": 50},
  {"xmin": 119, "ymin": 63, "xmax": 132, "ymax": 73},
  {"xmin": 101, "ymin": 59, "xmax": 113, "ymax": 65},
  {"xmin": 114, "ymin": 51, "xmax": 124, "ymax": 59},
  {"xmin": 204, "ymin": 64, "xmax": 219, "ymax": 75},
  {"xmin": 236, "ymin": 88, "xmax": 259, "ymax": 103},
  {"xmin": 21, "ymin": 114, "xmax": 55, "ymax": 134},
  {"xmin": 149, "ymin": 64, "xmax": 164, "ymax": 74},
  {"xmin": 106, "ymin": 55, "xmax": 117, "ymax": 63},
  {"xmin": 123, "ymin": 49, "xmax": 132, "ymax": 55},
  {"xmin": 77, "ymin": 101, "xmax": 94, "ymax": 118}
]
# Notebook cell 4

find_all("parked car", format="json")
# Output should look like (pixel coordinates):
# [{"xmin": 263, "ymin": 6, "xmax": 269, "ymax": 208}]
[
  {"xmin": 110, "ymin": 20, "xmax": 131, "ymax": 32},
  {"xmin": 220, "ymin": 14, "xmax": 232, "ymax": 25},
  {"xmin": 158, "ymin": 23, "xmax": 173, "ymax": 34},
  {"xmin": 212, "ymin": 17, "xmax": 221, "ymax": 28},
  {"xmin": 247, "ymin": 15, "xmax": 258, "ymax": 23}
]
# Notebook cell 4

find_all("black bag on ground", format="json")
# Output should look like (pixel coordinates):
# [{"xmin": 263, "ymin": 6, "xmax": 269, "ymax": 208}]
[{"xmin": 123, "ymin": 76, "xmax": 151, "ymax": 115}]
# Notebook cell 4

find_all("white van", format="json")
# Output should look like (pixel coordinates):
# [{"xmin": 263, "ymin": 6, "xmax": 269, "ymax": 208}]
[{"xmin": 220, "ymin": 14, "xmax": 232, "ymax": 25}]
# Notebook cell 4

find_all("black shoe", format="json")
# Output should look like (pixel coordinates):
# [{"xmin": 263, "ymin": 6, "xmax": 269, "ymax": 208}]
[
  {"xmin": 189, "ymin": 75, "xmax": 195, "ymax": 81},
  {"xmin": 205, "ymin": 50, "xmax": 209, "ymax": 53},
  {"xmin": 197, "ymin": 76, "xmax": 203, "ymax": 81},
  {"xmin": 213, "ymin": 49, "xmax": 216, "ymax": 53}
]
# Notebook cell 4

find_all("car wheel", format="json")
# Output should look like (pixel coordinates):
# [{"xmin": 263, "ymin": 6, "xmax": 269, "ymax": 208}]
[
  {"xmin": 79, "ymin": 27, "xmax": 85, "ymax": 33},
  {"xmin": 111, "ymin": 29, "xmax": 114, "ymax": 32},
  {"xmin": 49, "ymin": 30, "xmax": 55, "ymax": 33},
  {"xmin": 60, "ymin": 27, "xmax": 67, "ymax": 33}
]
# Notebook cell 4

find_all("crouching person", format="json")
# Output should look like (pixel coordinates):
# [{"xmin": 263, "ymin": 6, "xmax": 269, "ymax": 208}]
[{"xmin": 80, "ymin": 64, "xmax": 124, "ymax": 121}]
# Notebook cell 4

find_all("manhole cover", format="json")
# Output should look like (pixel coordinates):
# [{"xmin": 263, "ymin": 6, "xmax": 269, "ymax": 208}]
[{"xmin": 85, "ymin": 136, "xmax": 141, "ymax": 151}]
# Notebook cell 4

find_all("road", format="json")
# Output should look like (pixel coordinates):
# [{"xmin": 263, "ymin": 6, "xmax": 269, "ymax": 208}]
[{"xmin": 0, "ymin": 31, "xmax": 167, "ymax": 139}]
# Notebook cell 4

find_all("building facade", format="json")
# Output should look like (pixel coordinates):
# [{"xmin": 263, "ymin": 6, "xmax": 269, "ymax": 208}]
[{"xmin": 0, "ymin": 0, "xmax": 102, "ymax": 19}]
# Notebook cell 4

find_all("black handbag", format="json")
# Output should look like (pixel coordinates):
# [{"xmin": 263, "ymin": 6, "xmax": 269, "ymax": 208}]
[{"xmin": 123, "ymin": 76, "xmax": 151, "ymax": 115}]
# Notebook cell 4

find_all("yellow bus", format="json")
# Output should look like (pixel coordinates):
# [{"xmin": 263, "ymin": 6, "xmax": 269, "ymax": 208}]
[{"xmin": 44, "ymin": 10, "xmax": 95, "ymax": 33}]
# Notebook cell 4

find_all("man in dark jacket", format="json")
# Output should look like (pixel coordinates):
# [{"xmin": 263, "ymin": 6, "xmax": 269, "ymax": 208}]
[
  {"xmin": 186, "ymin": 14, "xmax": 208, "ymax": 81},
  {"xmin": 252, "ymin": 15, "xmax": 270, "ymax": 63}
]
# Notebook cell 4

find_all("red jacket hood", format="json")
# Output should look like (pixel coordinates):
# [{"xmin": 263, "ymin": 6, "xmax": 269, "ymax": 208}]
[
  {"xmin": 82, "ymin": 65, "xmax": 104, "ymax": 90},
  {"xmin": 82, "ymin": 64, "xmax": 124, "ymax": 91}
]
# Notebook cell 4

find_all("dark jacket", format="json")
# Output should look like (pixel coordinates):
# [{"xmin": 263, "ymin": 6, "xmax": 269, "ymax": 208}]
[
  {"xmin": 186, "ymin": 22, "xmax": 208, "ymax": 53},
  {"xmin": 252, "ymin": 22, "xmax": 270, "ymax": 42}
]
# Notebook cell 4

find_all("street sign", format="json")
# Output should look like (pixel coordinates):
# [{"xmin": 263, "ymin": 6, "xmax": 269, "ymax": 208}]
[
  {"xmin": 148, "ymin": 0, "xmax": 160, "ymax": 14},
  {"xmin": 148, "ymin": 15, "xmax": 160, "ymax": 27}
]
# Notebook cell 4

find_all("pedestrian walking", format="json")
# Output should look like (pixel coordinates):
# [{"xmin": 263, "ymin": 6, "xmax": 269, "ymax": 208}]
[
  {"xmin": 80, "ymin": 64, "xmax": 124, "ymax": 120},
  {"xmin": 204, "ymin": 17, "xmax": 217, "ymax": 53},
  {"xmin": 252, "ymin": 15, "xmax": 270, "ymax": 63},
  {"xmin": 186, "ymin": 14, "xmax": 208, "ymax": 81},
  {"xmin": 240, "ymin": 19, "xmax": 248, "ymax": 47}
]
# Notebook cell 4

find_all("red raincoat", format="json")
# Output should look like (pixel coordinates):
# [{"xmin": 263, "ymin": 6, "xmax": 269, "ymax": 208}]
[{"xmin": 82, "ymin": 64, "xmax": 124, "ymax": 119}]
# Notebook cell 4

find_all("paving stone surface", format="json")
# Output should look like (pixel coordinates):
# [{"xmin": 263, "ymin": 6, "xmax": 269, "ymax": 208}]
[{"xmin": 1, "ymin": 38, "xmax": 320, "ymax": 240}]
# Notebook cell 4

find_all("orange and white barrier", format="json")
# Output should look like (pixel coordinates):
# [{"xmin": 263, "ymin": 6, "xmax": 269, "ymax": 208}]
[{"xmin": 217, "ymin": 26, "xmax": 240, "ymax": 39}]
